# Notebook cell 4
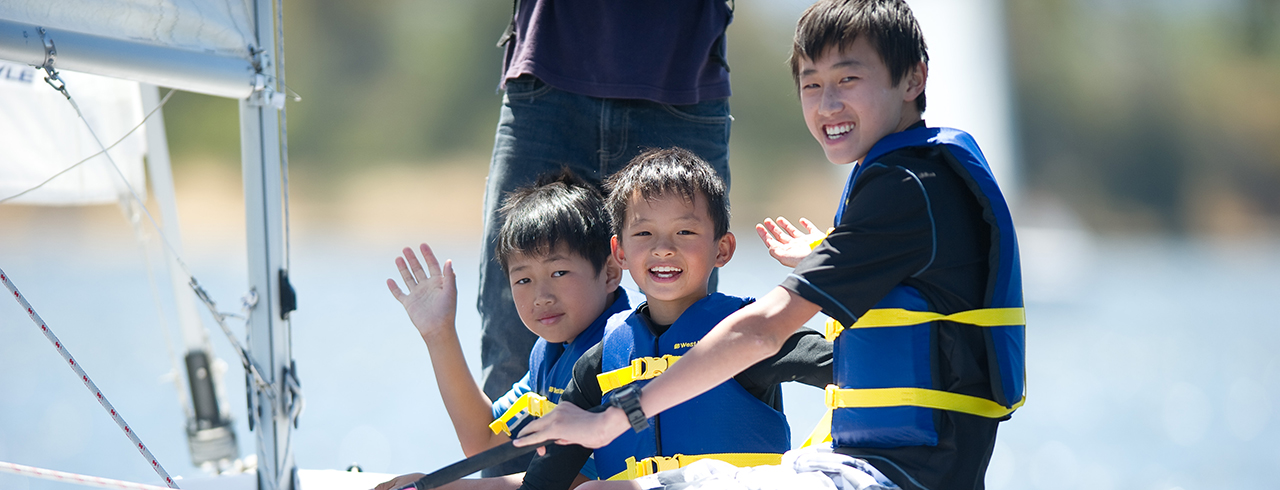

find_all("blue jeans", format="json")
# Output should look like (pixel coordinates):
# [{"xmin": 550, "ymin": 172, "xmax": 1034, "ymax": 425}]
[{"xmin": 477, "ymin": 76, "xmax": 731, "ymax": 475}]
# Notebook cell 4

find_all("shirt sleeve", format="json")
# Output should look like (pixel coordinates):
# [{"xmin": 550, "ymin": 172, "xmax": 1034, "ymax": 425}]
[
  {"xmin": 782, "ymin": 162, "xmax": 936, "ymax": 327},
  {"xmin": 517, "ymin": 343, "xmax": 603, "ymax": 490},
  {"xmin": 735, "ymin": 328, "xmax": 833, "ymax": 391},
  {"xmin": 492, "ymin": 371, "xmax": 534, "ymax": 419}
]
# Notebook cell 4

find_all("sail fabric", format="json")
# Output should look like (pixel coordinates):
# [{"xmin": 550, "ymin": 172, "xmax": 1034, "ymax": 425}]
[
  {"xmin": 0, "ymin": 0, "xmax": 254, "ymax": 61},
  {"xmin": 0, "ymin": 61, "xmax": 147, "ymax": 206}
]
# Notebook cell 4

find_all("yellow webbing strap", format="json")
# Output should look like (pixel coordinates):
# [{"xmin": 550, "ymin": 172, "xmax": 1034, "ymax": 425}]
[
  {"xmin": 799, "ymin": 407, "xmax": 834, "ymax": 448},
  {"xmin": 824, "ymin": 384, "xmax": 1025, "ymax": 419},
  {"xmin": 824, "ymin": 307, "xmax": 1025, "ymax": 341},
  {"xmin": 488, "ymin": 392, "xmax": 557, "ymax": 436},
  {"xmin": 597, "ymin": 355, "xmax": 681, "ymax": 395},
  {"xmin": 606, "ymin": 453, "xmax": 784, "ymax": 480}
]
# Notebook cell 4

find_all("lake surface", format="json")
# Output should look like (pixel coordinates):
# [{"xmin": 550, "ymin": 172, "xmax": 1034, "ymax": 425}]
[{"xmin": 2, "ymin": 224, "xmax": 1278, "ymax": 490}]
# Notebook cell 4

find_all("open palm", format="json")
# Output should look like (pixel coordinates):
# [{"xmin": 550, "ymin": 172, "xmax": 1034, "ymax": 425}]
[
  {"xmin": 755, "ymin": 217, "xmax": 826, "ymax": 268},
  {"xmin": 386, "ymin": 243, "xmax": 457, "ymax": 343}
]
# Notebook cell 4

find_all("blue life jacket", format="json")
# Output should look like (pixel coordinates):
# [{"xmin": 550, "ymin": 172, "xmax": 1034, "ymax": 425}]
[
  {"xmin": 594, "ymin": 293, "xmax": 791, "ymax": 480},
  {"xmin": 827, "ymin": 127, "xmax": 1025, "ymax": 449},
  {"xmin": 491, "ymin": 289, "xmax": 633, "ymax": 480}
]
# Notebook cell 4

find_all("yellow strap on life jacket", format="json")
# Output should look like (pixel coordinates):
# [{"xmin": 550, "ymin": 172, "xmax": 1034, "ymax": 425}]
[
  {"xmin": 823, "ymin": 307, "xmax": 1025, "ymax": 341},
  {"xmin": 799, "ymin": 406, "xmax": 834, "ymax": 448},
  {"xmin": 825, "ymin": 384, "xmax": 1025, "ymax": 418},
  {"xmin": 597, "ymin": 355, "xmax": 681, "ymax": 395},
  {"xmin": 488, "ymin": 392, "xmax": 557, "ymax": 436},
  {"xmin": 800, "ymin": 385, "xmax": 1027, "ymax": 447},
  {"xmin": 606, "ymin": 453, "xmax": 784, "ymax": 480}
]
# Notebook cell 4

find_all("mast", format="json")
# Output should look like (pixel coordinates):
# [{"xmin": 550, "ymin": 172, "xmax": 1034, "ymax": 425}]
[
  {"xmin": 142, "ymin": 84, "xmax": 241, "ymax": 470},
  {"xmin": 241, "ymin": 0, "xmax": 299, "ymax": 488}
]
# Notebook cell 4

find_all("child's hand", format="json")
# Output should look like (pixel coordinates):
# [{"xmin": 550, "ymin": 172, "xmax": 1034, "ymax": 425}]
[
  {"xmin": 387, "ymin": 243, "xmax": 457, "ymax": 344},
  {"xmin": 371, "ymin": 472, "xmax": 424, "ymax": 490},
  {"xmin": 755, "ymin": 217, "xmax": 825, "ymax": 268}
]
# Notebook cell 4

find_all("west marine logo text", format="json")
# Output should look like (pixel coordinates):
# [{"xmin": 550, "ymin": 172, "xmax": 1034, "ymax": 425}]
[{"xmin": 673, "ymin": 341, "xmax": 698, "ymax": 350}]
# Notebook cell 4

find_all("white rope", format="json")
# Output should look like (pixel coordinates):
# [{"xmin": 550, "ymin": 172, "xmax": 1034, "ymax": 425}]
[
  {"xmin": 0, "ymin": 461, "xmax": 173, "ymax": 490},
  {"xmin": 1, "ymin": 268, "xmax": 181, "ymax": 488}
]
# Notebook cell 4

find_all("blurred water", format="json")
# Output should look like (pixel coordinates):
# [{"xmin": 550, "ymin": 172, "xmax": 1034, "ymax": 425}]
[{"xmin": 2, "ymin": 226, "xmax": 1278, "ymax": 489}]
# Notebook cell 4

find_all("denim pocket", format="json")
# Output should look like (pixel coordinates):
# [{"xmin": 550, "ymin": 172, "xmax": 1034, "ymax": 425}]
[
  {"xmin": 660, "ymin": 98, "xmax": 731, "ymax": 124},
  {"xmin": 504, "ymin": 75, "xmax": 553, "ymax": 101}
]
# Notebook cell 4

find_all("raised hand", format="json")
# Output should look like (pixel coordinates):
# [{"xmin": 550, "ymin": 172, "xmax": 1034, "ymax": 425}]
[
  {"xmin": 387, "ymin": 243, "xmax": 457, "ymax": 344},
  {"xmin": 755, "ymin": 217, "xmax": 826, "ymax": 268}
]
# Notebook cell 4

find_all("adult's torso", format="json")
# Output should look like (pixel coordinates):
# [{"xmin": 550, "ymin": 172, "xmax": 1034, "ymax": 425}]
[{"xmin": 502, "ymin": 0, "xmax": 733, "ymax": 104}]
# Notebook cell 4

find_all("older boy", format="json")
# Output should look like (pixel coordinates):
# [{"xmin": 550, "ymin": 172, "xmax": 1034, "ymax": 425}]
[
  {"xmin": 379, "ymin": 172, "xmax": 632, "ymax": 490},
  {"xmin": 516, "ymin": 148, "xmax": 833, "ymax": 490},
  {"xmin": 516, "ymin": 1, "xmax": 1026, "ymax": 489}
]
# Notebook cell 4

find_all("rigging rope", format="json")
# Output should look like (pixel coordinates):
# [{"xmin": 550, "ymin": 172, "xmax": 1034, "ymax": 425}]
[
  {"xmin": 0, "ymin": 88, "xmax": 175, "ymax": 206},
  {"xmin": 0, "ymin": 461, "xmax": 173, "ymax": 490},
  {"xmin": 17, "ymin": 36, "xmax": 305, "ymax": 489},
  {"xmin": 1, "ymin": 269, "xmax": 181, "ymax": 489}
]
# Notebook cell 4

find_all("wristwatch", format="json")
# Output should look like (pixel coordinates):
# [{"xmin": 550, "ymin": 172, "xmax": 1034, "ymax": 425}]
[{"xmin": 610, "ymin": 384, "xmax": 649, "ymax": 433}]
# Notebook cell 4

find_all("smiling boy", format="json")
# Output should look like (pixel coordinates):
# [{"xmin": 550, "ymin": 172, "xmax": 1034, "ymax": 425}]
[
  {"xmin": 378, "ymin": 172, "xmax": 632, "ymax": 490},
  {"xmin": 516, "ymin": 1, "xmax": 1026, "ymax": 489},
  {"xmin": 513, "ymin": 148, "xmax": 833, "ymax": 490}
]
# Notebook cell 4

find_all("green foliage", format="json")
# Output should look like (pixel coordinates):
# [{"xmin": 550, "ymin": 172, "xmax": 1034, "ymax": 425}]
[{"xmin": 160, "ymin": 0, "xmax": 1280, "ymax": 235}]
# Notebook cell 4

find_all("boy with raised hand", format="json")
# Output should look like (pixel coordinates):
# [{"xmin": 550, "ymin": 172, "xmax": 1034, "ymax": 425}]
[
  {"xmin": 377, "ymin": 172, "xmax": 632, "ymax": 490},
  {"xmin": 514, "ymin": 148, "xmax": 833, "ymax": 490},
  {"xmin": 517, "ymin": 1, "xmax": 1026, "ymax": 489}
]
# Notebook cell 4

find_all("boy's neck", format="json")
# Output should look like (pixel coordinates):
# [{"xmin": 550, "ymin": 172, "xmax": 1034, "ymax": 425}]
[
  {"xmin": 895, "ymin": 115, "xmax": 924, "ymax": 134},
  {"xmin": 645, "ymin": 291, "xmax": 709, "ymax": 326}
]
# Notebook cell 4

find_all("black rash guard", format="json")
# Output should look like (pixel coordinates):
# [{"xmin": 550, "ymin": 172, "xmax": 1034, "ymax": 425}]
[{"xmin": 780, "ymin": 133, "xmax": 1000, "ymax": 490}]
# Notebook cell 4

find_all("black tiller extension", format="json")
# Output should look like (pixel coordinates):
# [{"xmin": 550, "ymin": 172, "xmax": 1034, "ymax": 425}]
[{"xmin": 403, "ymin": 404, "xmax": 608, "ymax": 490}]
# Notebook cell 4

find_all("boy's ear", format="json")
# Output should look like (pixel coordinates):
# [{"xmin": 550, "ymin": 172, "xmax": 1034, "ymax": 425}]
[
  {"xmin": 611, "ymin": 235, "xmax": 628, "ymax": 269},
  {"xmin": 602, "ymin": 259, "xmax": 623, "ymax": 292},
  {"xmin": 714, "ymin": 231, "xmax": 736, "ymax": 268},
  {"xmin": 903, "ymin": 60, "xmax": 927, "ymax": 104}
]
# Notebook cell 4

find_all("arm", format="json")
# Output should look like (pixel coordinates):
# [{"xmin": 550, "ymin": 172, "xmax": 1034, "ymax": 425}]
[
  {"xmin": 388, "ymin": 243, "xmax": 510, "ymax": 456},
  {"xmin": 515, "ymin": 287, "xmax": 822, "ymax": 449}
]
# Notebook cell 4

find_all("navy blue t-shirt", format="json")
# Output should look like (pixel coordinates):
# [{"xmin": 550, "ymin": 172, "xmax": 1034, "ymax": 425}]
[{"xmin": 501, "ymin": 0, "xmax": 733, "ymax": 104}]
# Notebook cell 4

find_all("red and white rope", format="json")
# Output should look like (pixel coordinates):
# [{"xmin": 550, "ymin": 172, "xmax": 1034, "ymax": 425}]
[
  {"xmin": 1, "ymin": 268, "xmax": 180, "ymax": 488},
  {"xmin": 0, "ymin": 461, "xmax": 172, "ymax": 490}
]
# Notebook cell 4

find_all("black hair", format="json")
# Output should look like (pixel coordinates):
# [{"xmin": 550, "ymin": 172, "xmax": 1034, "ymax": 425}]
[
  {"xmin": 604, "ymin": 147, "xmax": 730, "ymax": 239},
  {"xmin": 495, "ymin": 169, "xmax": 612, "ymax": 275},
  {"xmin": 789, "ymin": 0, "xmax": 929, "ymax": 112}
]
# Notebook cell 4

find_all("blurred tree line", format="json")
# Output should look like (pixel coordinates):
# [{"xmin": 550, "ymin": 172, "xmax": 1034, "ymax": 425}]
[{"xmin": 162, "ymin": 0, "xmax": 1280, "ymax": 236}]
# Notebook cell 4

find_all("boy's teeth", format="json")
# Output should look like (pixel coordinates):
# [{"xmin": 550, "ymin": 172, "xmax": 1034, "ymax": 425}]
[
  {"xmin": 826, "ymin": 123, "xmax": 853, "ymax": 137},
  {"xmin": 651, "ymin": 265, "xmax": 682, "ymax": 278}
]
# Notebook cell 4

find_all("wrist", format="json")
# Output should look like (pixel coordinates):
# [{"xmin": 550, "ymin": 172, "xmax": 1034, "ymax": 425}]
[
  {"xmin": 418, "ymin": 322, "xmax": 458, "ymax": 345},
  {"xmin": 608, "ymin": 384, "xmax": 650, "ymax": 433},
  {"xmin": 604, "ymin": 406, "xmax": 631, "ymax": 434}
]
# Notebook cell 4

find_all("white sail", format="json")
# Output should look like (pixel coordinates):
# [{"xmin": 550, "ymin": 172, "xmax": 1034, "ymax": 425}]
[
  {"xmin": 0, "ymin": 1, "xmax": 258, "ymax": 98},
  {"xmin": 0, "ymin": 61, "xmax": 146, "ymax": 205},
  {"xmin": 0, "ymin": 0, "xmax": 253, "ymax": 59}
]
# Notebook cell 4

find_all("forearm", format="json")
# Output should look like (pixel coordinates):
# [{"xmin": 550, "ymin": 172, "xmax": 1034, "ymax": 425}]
[
  {"xmin": 639, "ymin": 287, "xmax": 820, "ymax": 417},
  {"xmin": 424, "ymin": 326, "xmax": 509, "ymax": 455}
]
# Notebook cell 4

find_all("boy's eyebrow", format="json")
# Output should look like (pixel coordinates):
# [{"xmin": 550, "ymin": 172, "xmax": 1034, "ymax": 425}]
[{"xmin": 799, "ymin": 58, "xmax": 865, "ymax": 77}]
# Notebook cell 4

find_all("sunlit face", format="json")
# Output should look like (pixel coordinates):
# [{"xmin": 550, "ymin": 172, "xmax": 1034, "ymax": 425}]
[
  {"xmin": 507, "ymin": 247, "xmax": 620, "ymax": 344},
  {"xmin": 612, "ymin": 191, "xmax": 734, "ymax": 325},
  {"xmin": 798, "ymin": 36, "xmax": 925, "ymax": 165}
]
